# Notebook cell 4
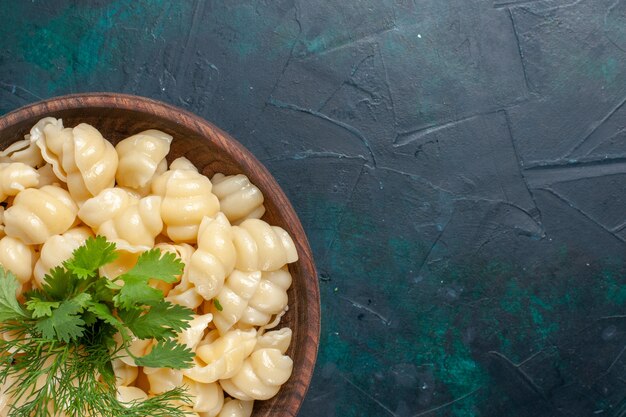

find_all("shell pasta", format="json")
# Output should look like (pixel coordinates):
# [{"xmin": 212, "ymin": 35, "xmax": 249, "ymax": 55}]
[{"xmin": 0, "ymin": 118, "xmax": 298, "ymax": 416}]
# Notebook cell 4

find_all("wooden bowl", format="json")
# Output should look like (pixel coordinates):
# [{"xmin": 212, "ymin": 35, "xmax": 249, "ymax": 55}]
[{"xmin": 0, "ymin": 93, "xmax": 320, "ymax": 417}]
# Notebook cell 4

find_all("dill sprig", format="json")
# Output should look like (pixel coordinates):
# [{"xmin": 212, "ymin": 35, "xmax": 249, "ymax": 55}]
[{"xmin": 0, "ymin": 236, "xmax": 196, "ymax": 417}]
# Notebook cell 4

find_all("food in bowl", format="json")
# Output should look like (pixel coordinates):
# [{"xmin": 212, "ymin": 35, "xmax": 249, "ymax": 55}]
[{"xmin": 0, "ymin": 117, "xmax": 299, "ymax": 417}]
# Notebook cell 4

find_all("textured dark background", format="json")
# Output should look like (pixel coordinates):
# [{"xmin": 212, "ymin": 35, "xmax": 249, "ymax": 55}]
[{"xmin": 2, "ymin": 1, "xmax": 626, "ymax": 416}]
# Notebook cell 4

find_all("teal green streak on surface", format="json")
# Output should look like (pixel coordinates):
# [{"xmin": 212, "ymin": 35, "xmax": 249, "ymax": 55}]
[
  {"xmin": 209, "ymin": 4, "xmax": 296, "ymax": 58},
  {"xmin": 20, "ymin": 4, "xmax": 117, "ymax": 89},
  {"xmin": 16, "ymin": 0, "xmax": 167, "ymax": 94},
  {"xmin": 529, "ymin": 295, "xmax": 558, "ymax": 343},
  {"xmin": 311, "ymin": 192, "xmax": 624, "ymax": 414},
  {"xmin": 303, "ymin": 37, "xmax": 329, "ymax": 55},
  {"xmin": 604, "ymin": 267, "xmax": 626, "ymax": 304},
  {"xmin": 601, "ymin": 57, "xmax": 618, "ymax": 83},
  {"xmin": 325, "ymin": 203, "xmax": 490, "ymax": 414},
  {"xmin": 501, "ymin": 280, "xmax": 525, "ymax": 314}
]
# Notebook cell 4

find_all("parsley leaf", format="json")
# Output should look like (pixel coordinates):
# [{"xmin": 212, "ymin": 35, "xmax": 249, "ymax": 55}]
[
  {"xmin": 93, "ymin": 278, "xmax": 115, "ymax": 303},
  {"xmin": 113, "ymin": 249, "xmax": 183, "ymax": 310},
  {"xmin": 64, "ymin": 236, "xmax": 118, "ymax": 279},
  {"xmin": 0, "ymin": 267, "xmax": 28, "ymax": 321},
  {"xmin": 86, "ymin": 302, "xmax": 122, "ymax": 328},
  {"xmin": 0, "ymin": 237, "xmax": 197, "ymax": 416},
  {"xmin": 35, "ymin": 298, "xmax": 86, "ymax": 343},
  {"xmin": 125, "ymin": 249, "xmax": 183, "ymax": 284},
  {"xmin": 134, "ymin": 339, "xmax": 194, "ymax": 369},
  {"xmin": 119, "ymin": 301, "xmax": 194, "ymax": 340},
  {"xmin": 213, "ymin": 298, "xmax": 223, "ymax": 311},
  {"xmin": 25, "ymin": 296, "xmax": 60, "ymax": 318},
  {"xmin": 113, "ymin": 274, "xmax": 163, "ymax": 310},
  {"xmin": 41, "ymin": 266, "xmax": 77, "ymax": 301}
]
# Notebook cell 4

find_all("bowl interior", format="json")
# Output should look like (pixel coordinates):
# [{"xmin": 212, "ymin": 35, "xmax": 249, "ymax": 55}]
[{"xmin": 0, "ymin": 94, "xmax": 320, "ymax": 417}]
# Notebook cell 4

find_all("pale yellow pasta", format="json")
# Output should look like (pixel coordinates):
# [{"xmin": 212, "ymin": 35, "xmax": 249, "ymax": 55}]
[
  {"xmin": 33, "ymin": 226, "xmax": 93, "ymax": 287},
  {"xmin": 211, "ymin": 173, "xmax": 265, "ymax": 224},
  {"xmin": 255, "ymin": 328, "xmax": 292, "ymax": 354},
  {"xmin": 0, "ymin": 374, "xmax": 20, "ymax": 416},
  {"xmin": 79, "ymin": 188, "xmax": 163, "ymax": 251},
  {"xmin": 61, "ymin": 123, "xmax": 118, "ymax": 204},
  {"xmin": 32, "ymin": 117, "xmax": 72, "ymax": 180},
  {"xmin": 209, "ymin": 270, "xmax": 261, "ymax": 335},
  {"xmin": 97, "ymin": 195, "xmax": 163, "ymax": 251},
  {"xmin": 116, "ymin": 386, "xmax": 148, "ymax": 404},
  {"xmin": 162, "ymin": 243, "xmax": 205, "ymax": 309},
  {"xmin": 78, "ymin": 187, "xmax": 133, "ymax": 228},
  {"xmin": 238, "ymin": 268, "xmax": 292, "ymax": 328},
  {"xmin": 36, "ymin": 163, "xmax": 62, "ymax": 187},
  {"xmin": 151, "ymin": 157, "xmax": 219, "ymax": 242},
  {"xmin": 144, "ymin": 367, "xmax": 183, "ymax": 395},
  {"xmin": 0, "ymin": 236, "xmax": 35, "ymax": 286},
  {"xmin": 184, "ymin": 377, "xmax": 224, "ymax": 416},
  {"xmin": 0, "ymin": 122, "xmax": 44, "ymax": 168},
  {"xmin": 4, "ymin": 185, "xmax": 78, "ymax": 245},
  {"xmin": 187, "ymin": 214, "xmax": 236, "ymax": 301},
  {"xmin": 178, "ymin": 313, "xmax": 214, "ymax": 351},
  {"xmin": 216, "ymin": 398, "xmax": 254, "ymax": 417},
  {"xmin": 232, "ymin": 219, "xmax": 298, "ymax": 272},
  {"xmin": 112, "ymin": 358, "xmax": 138, "ymax": 387},
  {"xmin": 0, "ymin": 120, "xmax": 302, "ymax": 415},
  {"xmin": 0, "ymin": 162, "xmax": 39, "ymax": 201},
  {"xmin": 167, "ymin": 286, "xmax": 204, "ymax": 310},
  {"xmin": 220, "ymin": 348, "xmax": 293, "ymax": 401},
  {"xmin": 115, "ymin": 334, "xmax": 152, "ymax": 367},
  {"xmin": 184, "ymin": 329, "xmax": 256, "ymax": 383},
  {"xmin": 99, "ymin": 249, "xmax": 139, "ymax": 279},
  {"xmin": 115, "ymin": 129, "xmax": 172, "ymax": 189}
]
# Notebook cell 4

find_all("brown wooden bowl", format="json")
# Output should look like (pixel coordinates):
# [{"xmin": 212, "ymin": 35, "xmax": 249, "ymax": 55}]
[{"xmin": 0, "ymin": 93, "xmax": 320, "ymax": 417}]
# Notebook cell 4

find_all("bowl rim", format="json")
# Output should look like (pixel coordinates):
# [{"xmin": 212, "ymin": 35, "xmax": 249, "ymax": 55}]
[{"xmin": 0, "ymin": 92, "xmax": 320, "ymax": 417}]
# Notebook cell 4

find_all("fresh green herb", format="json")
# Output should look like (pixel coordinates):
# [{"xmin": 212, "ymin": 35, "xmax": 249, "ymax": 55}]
[
  {"xmin": 64, "ymin": 236, "xmax": 118, "ymax": 280},
  {"xmin": 213, "ymin": 298, "xmax": 223, "ymax": 312},
  {"xmin": 0, "ymin": 268, "xmax": 28, "ymax": 321},
  {"xmin": 0, "ymin": 236, "xmax": 195, "ymax": 417},
  {"xmin": 112, "ymin": 249, "xmax": 183, "ymax": 310}
]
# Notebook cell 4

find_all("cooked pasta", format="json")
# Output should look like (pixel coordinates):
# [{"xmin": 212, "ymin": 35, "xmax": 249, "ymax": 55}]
[
  {"xmin": 0, "ymin": 162, "xmax": 39, "ymax": 201},
  {"xmin": 33, "ymin": 226, "xmax": 93, "ymax": 287},
  {"xmin": 97, "ymin": 194, "xmax": 163, "ymax": 251},
  {"xmin": 32, "ymin": 117, "xmax": 72, "ymax": 180},
  {"xmin": 116, "ymin": 386, "xmax": 148, "ymax": 404},
  {"xmin": 217, "ymin": 398, "xmax": 254, "ymax": 417},
  {"xmin": 179, "ymin": 313, "xmax": 214, "ymax": 351},
  {"xmin": 61, "ymin": 123, "xmax": 118, "ymax": 204},
  {"xmin": 79, "ymin": 188, "xmax": 163, "ymax": 251},
  {"xmin": 211, "ymin": 173, "xmax": 265, "ymax": 224},
  {"xmin": 144, "ymin": 366, "xmax": 184, "ymax": 395},
  {"xmin": 219, "ymin": 348, "xmax": 293, "ymax": 401},
  {"xmin": 3, "ymin": 185, "xmax": 78, "ymax": 245},
  {"xmin": 151, "ymin": 157, "xmax": 220, "ymax": 242},
  {"xmin": 210, "ymin": 270, "xmax": 262, "ymax": 335},
  {"xmin": 232, "ymin": 219, "xmax": 298, "ymax": 272},
  {"xmin": 112, "ymin": 358, "xmax": 139, "ymax": 387},
  {"xmin": 0, "ymin": 118, "xmax": 299, "ymax": 415},
  {"xmin": 238, "ymin": 268, "xmax": 292, "ymax": 328},
  {"xmin": 37, "ymin": 163, "xmax": 62, "ymax": 187},
  {"xmin": 255, "ymin": 328, "xmax": 292, "ymax": 354},
  {"xmin": 0, "ymin": 125, "xmax": 44, "ymax": 168},
  {"xmin": 0, "ymin": 236, "xmax": 35, "ymax": 287},
  {"xmin": 115, "ymin": 129, "xmax": 172, "ymax": 190},
  {"xmin": 187, "ymin": 213, "xmax": 236, "ymax": 301},
  {"xmin": 161, "ymin": 242, "xmax": 206, "ymax": 309},
  {"xmin": 184, "ymin": 329, "xmax": 257, "ymax": 384},
  {"xmin": 184, "ymin": 377, "xmax": 224, "ymax": 416}
]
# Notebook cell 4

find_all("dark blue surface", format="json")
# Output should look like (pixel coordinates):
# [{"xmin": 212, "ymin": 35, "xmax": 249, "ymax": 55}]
[{"xmin": 3, "ymin": 1, "xmax": 626, "ymax": 416}]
